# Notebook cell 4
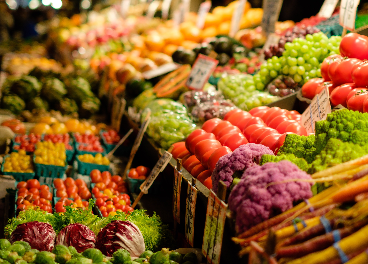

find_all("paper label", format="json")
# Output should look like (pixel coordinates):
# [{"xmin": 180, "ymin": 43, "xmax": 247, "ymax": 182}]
[
  {"xmin": 140, "ymin": 151, "xmax": 172, "ymax": 193},
  {"xmin": 146, "ymin": 1, "xmax": 160, "ymax": 19},
  {"xmin": 186, "ymin": 54, "xmax": 219, "ymax": 91},
  {"xmin": 318, "ymin": 0, "xmax": 339, "ymax": 18},
  {"xmin": 120, "ymin": 0, "xmax": 130, "ymax": 18},
  {"xmin": 173, "ymin": 169, "xmax": 182, "ymax": 224},
  {"xmin": 301, "ymin": 87, "xmax": 331, "ymax": 133},
  {"xmin": 196, "ymin": 2, "xmax": 211, "ymax": 29},
  {"xmin": 340, "ymin": 0, "xmax": 360, "ymax": 31},
  {"xmin": 185, "ymin": 180, "xmax": 197, "ymax": 247},
  {"xmin": 202, "ymin": 191, "xmax": 215, "ymax": 260},
  {"xmin": 142, "ymin": 63, "xmax": 179, "ymax": 79},
  {"xmin": 261, "ymin": 0, "xmax": 284, "ymax": 36},
  {"xmin": 229, "ymin": 0, "xmax": 247, "ymax": 38},
  {"xmin": 161, "ymin": 0, "xmax": 173, "ymax": 19}
]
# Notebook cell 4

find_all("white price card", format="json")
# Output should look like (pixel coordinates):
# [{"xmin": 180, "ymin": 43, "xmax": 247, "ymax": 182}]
[
  {"xmin": 120, "ymin": 0, "xmax": 130, "ymax": 18},
  {"xmin": 229, "ymin": 0, "xmax": 247, "ymax": 38},
  {"xmin": 140, "ymin": 151, "xmax": 172, "ymax": 194},
  {"xmin": 196, "ymin": 1, "xmax": 212, "ymax": 29},
  {"xmin": 318, "ymin": 0, "xmax": 339, "ymax": 18},
  {"xmin": 146, "ymin": 1, "xmax": 160, "ymax": 19},
  {"xmin": 340, "ymin": 0, "xmax": 360, "ymax": 31},
  {"xmin": 186, "ymin": 54, "xmax": 219, "ymax": 91},
  {"xmin": 261, "ymin": 0, "xmax": 284, "ymax": 36},
  {"xmin": 173, "ymin": 169, "xmax": 182, "ymax": 224},
  {"xmin": 161, "ymin": 0, "xmax": 173, "ymax": 20},
  {"xmin": 301, "ymin": 87, "xmax": 331, "ymax": 134},
  {"xmin": 185, "ymin": 180, "xmax": 197, "ymax": 247},
  {"xmin": 142, "ymin": 63, "xmax": 179, "ymax": 80}
]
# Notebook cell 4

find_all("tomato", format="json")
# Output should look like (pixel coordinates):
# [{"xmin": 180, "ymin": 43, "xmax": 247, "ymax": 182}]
[
  {"xmin": 249, "ymin": 106, "xmax": 269, "ymax": 116},
  {"xmin": 80, "ymin": 190, "xmax": 91, "ymax": 200},
  {"xmin": 40, "ymin": 190, "xmax": 52, "ymax": 200},
  {"xmin": 330, "ymin": 83, "xmax": 356, "ymax": 107},
  {"xmin": 201, "ymin": 149, "xmax": 218, "ymax": 168},
  {"xmin": 340, "ymin": 33, "xmax": 368, "ymax": 60},
  {"xmin": 232, "ymin": 115, "xmax": 254, "ymax": 132},
  {"xmin": 207, "ymin": 146, "xmax": 232, "ymax": 172},
  {"xmin": 75, "ymin": 179, "xmax": 86, "ymax": 189},
  {"xmin": 182, "ymin": 155, "xmax": 201, "ymax": 172},
  {"xmin": 64, "ymin": 178, "xmax": 75, "ymax": 188},
  {"xmin": 242, "ymin": 124, "xmax": 266, "ymax": 140},
  {"xmin": 92, "ymin": 187, "xmax": 100, "ymax": 194},
  {"xmin": 223, "ymin": 109, "xmax": 243, "ymax": 120},
  {"xmin": 66, "ymin": 185, "xmax": 78, "ymax": 195},
  {"xmin": 197, "ymin": 170, "xmax": 211, "ymax": 184},
  {"xmin": 171, "ymin": 142, "xmax": 187, "ymax": 159},
  {"xmin": 185, "ymin": 129, "xmax": 207, "ymax": 151},
  {"xmin": 274, "ymin": 132, "xmax": 293, "ymax": 154},
  {"xmin": 203, "ymin": 177, "xmax": 213, "ymax": 189},
  {"xmin": 172, "ymin": 146, "xmax": 190, "ymax": 160},
  {"xmin": 328, "ymin": 56, "xmax": 343, "ymax": 81},
  {"xmin": 301, "ymin": 78, "xmax": 324, "ymax": 99},
  {"xmin": 352, "ymin": 62, "xmax": 368, "ymax": 87},
  {"xmin": 106, "ymin": 205, "xmax": 116, "ymax": 213},
  {"xmin": 54, "ymin": 178, "xmax": 65, "ymax": 189},
  {"xmin": 187, "ymin": 133, "xmax": 216, "ymax": 154},
  {"xmin": 268, "ymin": 115, "xmax": 290, "ymax": 129},
  {"xmin": 102, "ymin": 211, "xmax": 108, "ymax": 217},
  {"xmin": 82, "ymin": 201, "xmax": 89, "ymax": 207},
  {"xmin": 17, "ymin": 181, "xmax": 27, "ymax": 189},
  {"xmin": 285, "ymin": 123, "xmax": 308, "ymax": 136},
  {"xmin": 17, "ymin": 204, "xmax": 26, "ymax": 211},
  {"xmin": 347, "ymin": 90, "xmax": 368, "ymax": 112},
  {"xmin": 96, "ymin": 198, "xmax": 105, "ymax": 207},
  {"xmin": 112, "ymin": 175, "xmax": 123, "ymax": 184},
  {"xmin": 321, "ymin": 54, "xmax": 342, "ymax": 81},
  {"xmin": 128, "ymin": 169, "xmax": 139, "ymax": 179},
  {"xmin": 112, "ymin": 196, "xmax": 120, "ymax": 204},
  {"xmin": 315, "ymin": 81, "xmax": 336, "ymax": 96},
  {"xmin": 55, "ymin": 202, "xmax": 66, "ymax": 213},
  {"xmin": 249, "ymin": 127, "xmax": 271, "ymax": 143},
  {"xmin": 191, "ymin": 164, "xmax": 205, "ymax": 178},
  {"xmin": 218, "ymin": 132, "xmax": 239, "ymax": 145},
  {"xmin": 347, "ymin": 88, "xmax": 368, "ymax": 102},
  {"xmin": 256, "ymin": 128, "xmax": 279, "ymax": 144},
  {"xmin": 28, "ymin": 188, "xmax": 39, "ymax": 195},
  {"xmin": 223, "ymin": 133, "xmax": 248, "ymax": 151},
  {"xmin": 259, "ymin": 134, "xmax": 282, "ymax": 152},
  {"xmin": 1, "ymin": 119, "xmax": 26, "ymax": 134},
  {"xmin": 107, "ymin": 182, "xmax": 118, "ymax": 190},
  {"xmin": 211, "ymin": 121, "xmax": 233, "ymax": 137},
  {"xmin": 226, "ymin": 111, "xmax": 251, "ymax": 126},
  {"xmin": 39, "ymin": 185, "xmax": 49, "ymax": 192},
  {"xmin": 201, "ymin": 118, "xmax": 223, "ymax": 133},
  {"xmin": 27, "ymin": 179, "xmax": 40, "ymax": 189},
  {"xmin": 330, "ymin": 58, "xmax": 361, "ymax": 86},
  {"xmin": 215, "ymin": 126, "xmax": 241, "ymax": 140},
  {"xmin": 276, "ymin": 120, "xmax": 299, "ymax": 134},
  {"xmin": 244, "ymin": 117, "xmax": 265, "ymax": 128},
  {"xmin": 90, "ymin": 170, "xmax": 102, "ymax": 183},
  {"xmin": 194, "ymin": 139, "xmax": 222, "ymax": 161},
  {"xmin": 136, "ymin": 166, "xmax": 149, "ymax": 176},
  {"xmin": 102, "ymin": 171, "xmax": 112, "ymax": 181},
  {"xmin": 33, "ymin": 199, "xmax": 41, "ymax": 206}
]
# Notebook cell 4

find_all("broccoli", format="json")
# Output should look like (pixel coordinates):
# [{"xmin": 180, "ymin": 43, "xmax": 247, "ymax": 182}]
[
  {"xmin": 277, "ymin": 134, "xmax": 317, "ymax": 163},
  {"xmin": 260, "ymin": 153, "xmax": 310, "ymax": 172}
]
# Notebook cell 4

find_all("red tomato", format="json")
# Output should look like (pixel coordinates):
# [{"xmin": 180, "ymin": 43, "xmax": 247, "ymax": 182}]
[
  {"xmin": 301, "ymin": 78, "xmax": 325, "ymax": 99},
  {"xmin": 171, "ymin": 143, "xmax": 189, "ymax": 159},
  {"xmin": 218, "ymin": 132, "xmax": 240, "ymax": 145},
  {"xmin": 233, "ymin": 115, "xmax": 254, "ymax": 132},
  {"xmin": 29, "ymin": 188, "xmax": 39, "ymax": 195},
  {"xmin": 185, "ymin": 129, "xmax": 207, "ymax": 151},
  {"xmin": 242, "ymin": 124, "xmax": 266, "ymax": 140},
  {"xmin": 94, "ymin": 191, "xmax": 104, "ymax": 198},
  {"xmin": 330, "ymin": 83, "xmax": 356, "ymax": 107},
  {"xmin": 352, "ymin": 62, "xmax": 368, "ymax": 87},
  {"xmin": 249, "ymin": 127, "xmax": 271, "ymax": 143},
  {"xmin": 128, "ymin": 169, "xmax": 139, "ymax": 179},
  {"xmin": 17, "ymin": 181, "xmax": 27, "ymax": 189},
  {"xmin": 191, "ymin": 164, "xmax": 205, "ymax": 178},
  {"xmin": 274, "ymin": 132, "xmax": 294, "ymax": 154},
  {"xmin": 82, "ymin": 201, "xmax": 89, "ymax": 207},
  {"xmin": 107, "ymin": 182, "xmax": 118, "ymax": 190},
  {"xmin": 39, "ymin": 185, "xmax": 49, "ymax": 192},
  {"xmin": 330, "ymin": 58, "xmax": 361, "ymax": 86},
  {"xmin": 102, "ymin": 171, "xmax": 112, "ymax": 181},
  {"xmin": 276, "ymin": 120, "xmax": 298, "ymax": 134},
  {"xmin": 187, "ymin": 133, "xmax": 216, "ymax": 154},
  {"xmin": 96, "ymin": 198, "xmax": 105, "ymax": 207},
  {"xmin": 251, "ymin": 108, "xmax": 270, "ymax": 120},
  {"xmin": 40, "ymin": 190, "xmax": 52, "ymax": 200},
  {"xmin": 268, "ymin": 115, "xmax": 290, "ymax": 129},
  {"xmin": 75, "ymin": 179, "xmax": 86, "ymax": 188},
  {"xmin": 197, "ymin": 170, "xmax": 211, "ymax": 184},
  {"xmin": 55, "ymin": 202, "xmax": 66, "ymax": 213},
  {"xmin": 223, "ymin": 109, "xmax": 243, "ymax": 120},
  {"xmin": 203, "ymin": 177, "xmax": 213, "ymax": 189},
  {"xmin": 92, "ymin": 187, "xmax": 100, "ymax": 194},
  {"xmin": 339, "ymin": 33, "xmax": 368, "ymax": 60},
  {"xmin": 207, "ymin": 146, "xmax": 232, "ymax": 172},
  {"xmin": 223, "ymin": 133, "xmax": 248, "ymax": 151},
  {"xmin": 182, "ymin": 155, "xmax": 201, "ymax": 172},
  {"xmin": 27, "ymin": 179, "xmax": 40, "ymax": 189},
  {"xmin": 90, "ymin": 170, "xmax": 102, "ymax": 183},
  {"xmin": 136, "ymin": 166, "xmax": 149, "ymax": 176},
  {"xmin": 33, "ymin": 199, "xmax": 41, "ymax": 206},
  {"xmin": 176, "ymin": 149, "xmax": 191, "ymax": 160},
  {"xmin": 54, "ymin": 178, "xmax": 65, "ymax": 189},
  {"xmin": 66, "ymin": 186, "xmax": 78, "ymax": 195},
  {"xmin": 216, "ymin": 126, "xmax": 241, "ymax": 140},
  {"xmin": 260, "ymin": 134, "xmax": 282, "ymax": 152},
  {"xmin": 201, "ymin": 148, "xmax": 218, "ymax": 168},
  {"xmin": 321, "ymin": 54, "xmax": 342, "ymax": 81},
  {"xmin": 112, "ymin": 175, "xmax": 123, "ymax": 184},
  {"xmin": 64, "ymin": 178, "xmax": 75, "ymax": 188},
  {"xmin": 256, "ymin": 128, "xmax": 279, "ymax": 144},
  {"xmin": 248, "ymin": 106, "xmax": 269, "ymax": 116},
  {"xmin": 201, "ymin": 118, "xmax": 223, "ymax": 133},
  {"xmin": 194, "ymin": 139, "xmax": 222, "ymax": 162},
  {"xmin": 328, "ymin": 56, "xmax": 343, "ymax": 81},
  {"xmin": 315, "ymin": 81, "xmax": 336, "ymax": 96},
  {"xmin": 285, "ymin": 123, "xmax": 308, "ymax": 136},
  {"xmin": 347, "ymin": 90, "xmax": 368, "ymax": 112},
  {"xmin": 211, "ymin": 121, "xmax": 233, "ymax": 137},
  {"xmin": 265, "ymin": 109, "xmax": 289, "ymax": 125},
  {"xmin": 80, "ymin": 190, "xmax": 91, "ymax": 200},
  {"xmin": 226, "ymin": 111, "xmax": 252, "ymax": 126},
  {"xmin": 347, "ymin": 88, "xmax": 368, "ymax": 102},
  {"xmin": 362, "ymin": 96, "xmax": 368, "ymax": 113}
]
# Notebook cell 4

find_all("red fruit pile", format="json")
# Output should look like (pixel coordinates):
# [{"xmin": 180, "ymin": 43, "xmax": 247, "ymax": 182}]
[
  {"xmin": 102, "ymin": 130, "xmax": 121, "ymax": 144},
  {"xmin": 95, "ymin": 193, "xmax": 133, "ymax": 217},
  {"xmin": 128, "ymin": 166, "xmax": 150, "ymax": 180},
  {"xmin": 13, "ymin": 134, "xmax": 42, "ymax": 152},
  {"xmin": 44, "ymin": 134, "xmax": 73, "ymax": 150},
  {"xmin": 74, "ymin": 133, "xmax": 100, "ymax": 144},
  {"xmin": 78, "ymin": 142, "xmax": 104, "ymax": 153},
  {"xmin": 90, "ymin": 170, "xmax": 128, "ymax": 194},
  {"xmin": 54, "ymin": 178, "xmax": 92, "ymax": 202}
]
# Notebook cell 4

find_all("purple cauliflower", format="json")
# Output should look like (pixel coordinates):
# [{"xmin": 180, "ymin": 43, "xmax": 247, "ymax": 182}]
[
  {"xmin": 228, "ymin": 160, "xmax": 313, "ymax": 234},
  {"xmin": 211, "ymin": 143, "xmax": 274, "ymax": 193}
]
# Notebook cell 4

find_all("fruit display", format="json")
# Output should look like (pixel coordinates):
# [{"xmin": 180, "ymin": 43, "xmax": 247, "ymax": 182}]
[
  {"xmin": 101, "ymin": 130, "xmax": 121, "ymax": 144},
  {"xmin": 78, "ymin": 153, "xmax": 110, "ymax": 165},
  {"xmin": 90, "ymin": 170, "xmax": 128, "ymax": 194},
  {"xmin": 4, "ymin": 55, "xmax": 62, "ymax": 76},
  {"xmin": 43, "ymin": 134, "xmax": 73, "ymax": 150},
  {"xmin": 54, "ymin": 178, "xmax": 92, "ymax": 201},
  {"xmin": 128, "ymin": 166, "xmax": 150, "ymax": 180},
  {"xmin": 2, "ymin": 151, "xmax": 34, "ymax": 173},
  {"xmin": 34, "ymin": 142, "xmax": 66, "ymax": 166},
  {"xmin": 13, "ymin": 134, "xmax": 42, "ymax": 153}
]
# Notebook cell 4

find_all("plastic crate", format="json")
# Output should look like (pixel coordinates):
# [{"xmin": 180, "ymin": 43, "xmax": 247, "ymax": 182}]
[
  {"xmin": 1, "ymin": 155, "xmax": 35, "ymax": 181},
  {"xmin": 34, "ymin": 157, "xmax": 67, "ymax": 179},
  {"xmin": 100, "ymin": 130, "xmax": 132, "ymax": 156},
  {"xmin": 126, "ymin": 170, "xmax": 162, "ymax": 195},
  {"xmin": 75, "ymin": 156, "xmax": 109, "ymax": 175}
]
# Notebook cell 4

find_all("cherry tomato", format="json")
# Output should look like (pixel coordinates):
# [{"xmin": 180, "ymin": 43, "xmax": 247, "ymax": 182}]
[
  {"xmin": 340, "ymin": 33, "xmax": 368, "ymax": 60},
  {"xmin": 92, "ymin": 187, "xmax": 100, "ymax": 194},
  {"xmin": 64, "ymin": 178, "xmax": 75, "ymax": 188},
  {"xmin": 223, "ymin": 133, "xmax": 248, "ymax": 151},
  {"xmin": 28, "ymin": 188, "xmax": 40, "ymax": 196},
  {"xmin": 33, "ymin": 199, "xmax": 41, "ymax": 206},
  {"xmin": 321, "ymin": 54, "xmax": 342, "ymax": 81},
  {"xmin": 248, "ymin": 106, "xmax": 269, "ymax": 116},
  {"xmin": 136, "ymin": 166, "xmax": 149, "ymax": 176},
  {"xmin": 55, "ymin": 202, "xmax": 66, "ymax": 213},
  {"xmin": 347, "ymin": 89, "xmax": 368, "ymax": 112},
  {"xmin": 17, "ymin": 204, "xmax": 26, "ymax": 211},
  {"xmin": 80, "ymin": 190, "xmax": 91, "ymax": 200},
  {"xmin": 330, "ymin": 83, "xmax": 356, "ymax": 107},
  {"xmin": 90, "ymin": 170, "xmax": 102, "ymax": 183},
  {"xmin": 67, "ymin": 186, "xmax": 78, "ymax": 196},
  {"xmin": 107, "ymin": 182, "xmax": 118, "ymax": 190},
  {"xmin": 40, "ymin": 190, "xmax": 52, "ymax": 200},
  {"xmin": 75, "ymin": 179, "xmax": 86, "ymax": 188},
  {"xmin": 82, "ymin": 201, "xmax": 89, "ymax": 207},
  {"xmin": 331, "ymin": 58, "xmax": 362, "ymax": 86},
  {"xmin": 106, "ymin": 205, "xmax": 116, "ymax": 213},
  {"xmin": 17, "ymin": 181, "xmax": 27, "ymax": 189},
  {"xmin": 96, "ymin": 198, "xmax": 105, "ymax": 207},
  {"xmin": 101, "ymin": 171, "xmax": 112, "ymax": 184},
  {"xmin": 18, "ymin": 187, "xmax": 28, "ymax": 194},
  {"xmin": 112, "ymin": 175, "xmax": 124, "ymax": 184},
  {"xmin": 185, "ymin": 129, "xmax": 207, "ymax": 152},
  {"xmin": 54, "ymin": 178, "xmax": 65, "ymax": 190},
  {"xmin": 187, "ymin": 133, "xmax": 216, "ymax": 154},
  {"xmin": 207, "ymin": 146, "xmax": 232, "ymax": 172},
  {"xmin": 128, "ymin": 169, "xmax": 139, "ymax": 179},
  {"xmin": 27, "ymin": 179, "xmax": 40, "ymax": 189},
  {"xmin": 95, "ymin": 182, "xmax": 106, "ymax": 191},
  {"xmin": 39, "ymin": 185, "xmax": 49, "ymax": 192},
  {"xmin": 115, "ymin": 203, "xmax": 123, "ymax": 210},
  {"xmin": 201, "ymin": 118, "xmax": 223, "ymax": 133}
]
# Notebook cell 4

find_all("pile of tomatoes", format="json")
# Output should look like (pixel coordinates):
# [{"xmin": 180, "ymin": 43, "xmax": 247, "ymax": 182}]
[
  {"xmin": 95, "ymin": 194, "xmax": 133, "ymax": 217},
  {"xmin": 2, "ymin": 119, "xmax": 26, "ymax": 134},
  {"xmin": 13, "ymin": 134, "xmax": 42, "ymax": 152},
  {"xmin": 54, "ymin": 178, "xmax": 92, "ymax": 201},
  {"xmin": 90, "ymin": 170, "xmax": 127, "ymax": 194},
  {"xmin": 74, "ymin": 133, "xmax": 100, "ymax": 144},
  {"xmin": 43, "ymin": 134, "xmax": 73, "ymax": 150},
  {"xmin": 128, "ymin": 166, "xmax": 150, "ymax": 180},
  {"xmin": 55, "ymin": 198, "xmax": 90, "ymax": 213},
  {"xmin": 16, "ymin": 179, "xmax": 53, "ymax": 213},
  {"xmin": 101, "ymin": 130, "xmax": 121, "ymax": 144},
  {"xmin": 78, "ymin": 143, "xmax": 104, "ymax": 153}
]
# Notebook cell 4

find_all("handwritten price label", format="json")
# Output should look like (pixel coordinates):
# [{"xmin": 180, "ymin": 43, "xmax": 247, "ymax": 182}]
[
  {"xmin": 301, "ymin": 87, "xmax": 331, "ymax": 133},
  {"xmin": 140, "ymin": 151, "xmax": 172, "ymax": 194},
  {"xmin": 340, "ymin": 0, "xmax": 360, "ymax": 31},
  {"xmin": 318, "ymin": 0, "xmax": 339, "ymax": 18},
  {"xmin": 185, "ymin": 180, "xmax": 197, "ymax": 247},
  {"xmin": 186, "ymin": 54, "xmax": 218, "ymax": 91},
  {"xmin": 196, "ymin": 2, "xmax": 212, "ymax": 29},
  {"xmin": 173, "ymin": 169, "xmax": 182, "ymax": 224},
  {"xmin": 261, "ymin": 0, "xmax": 284, "ymax": 36},
  {"xmin": 229, "ymin": 0, "xmax": 247, "ymax": 38},
  {"xmin": 143, "ymin": 63, "xmax": 179, "ymax": 80}
]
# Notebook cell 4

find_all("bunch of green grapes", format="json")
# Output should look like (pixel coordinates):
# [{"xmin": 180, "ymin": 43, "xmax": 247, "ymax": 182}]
[{"xmin": 254, "ymin": 32, "xmax": 342, "ymax": 90}]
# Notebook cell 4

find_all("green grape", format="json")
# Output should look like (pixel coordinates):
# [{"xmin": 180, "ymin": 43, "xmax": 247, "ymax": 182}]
[
  {"xmin": 248, "ymin": 85, "xmax": 256, "ymax": 91},
  {"xmin": 260, "ymin": 76, "xmax": 267, "ymax": 83},
  {"xmin": 297, "ymin": 57, "xmax": 305, "ymax": 65},
  {"xmin": 282, "ymin": 65, "xmax": 289, "ymax": 74},
  {"xmin": 297, "ymin": 66, "xmax": 305, "ymax": 75},
  {"xmin": 303, "ymin": 53, "xmax": 311, "ymax": 61},
  {"xmin": 266, "ymin": 63, "xmax": 274, "ymax": 70},
  {"xmin": 253, "ymin": 74, "xmax": 262, "ymax": 82},
  {"xmin": 279, "ymin": 57, "xmax": 287, "ymax": 65},
  {"xmin": 290, "ymin": 50, "xmax": 298, "ymax": 57},
  {"xmin": 294, "ymin": 43, "xmax": 301, "ymax": 50},
  {"xmin": 320, "ymin": 39, "xmax": 327, "ymax": 48},
  {"xmin": 274, "ymin": 62, "xmax": 282, "ymax": 71},
  {"xmin": 288, "ymin": 57, "xmax": 298, "ymax": 66},
  {"xmin": 306, "ymin": 34, "xmax": 313, "ymax": 41},
  {"xmin": 245, "ymin": 79, "xmax": 254, "ymax": 86},
  {"xmin": 313, "ymin": 42, "xmax": 320, "ymax": 48},
  {"xmin": 285, "ymin": 42, "xmax": 293, "ymax": 50},
  {"xmin": 316, "ymin": 69, "xmax": 322, "ymax": 77},
  {"xmin": 270, "ymin": 70, "xmax": 278, "ymax": 78},
  {"xmin": 283, "ymin": 50, "xmax": 290, "ymax": 57},
  {"xmin": 272, "ymin": 56, "xmax": 279, "ymax": 64},
  {"xmin": 309, "ymin": 57, "xmax": 319, "ymax": 66},
  {"xmin": 260, "ymin": 64, "xmax": 268, "ymax": 70},
  {"xmin": 309, "ymin": 69, "xmax": 316, "ymax": 78},
  {"xmin": 289, "ymin": 66, "xmax": 297, "ymax": 75},
  {"xmin": 327, "ymin": 43, "xmax": 334, "ymax": 51},
  {"xmin": 313, "ymin": 33, "xmax": 322, "ymax": 42},
  {"xmin": 301, "ymin": 45, "xmax": 309, "ymax": 53},
  {"xmin": 260, "ymin": 68, "xmax": 269, "ymax": 76},
  {"xmin": 256, "ymin": 82, "xmax": 265, "ymax": 90},
  {"xmin": 294, "ymin": 74, "xmax": 302, "ymax": 83},
  {"xmin": 321, "ymin": 48, "xmax": 329, "ymax": 56},
  {"xmin": 329, "ymin": 51, "xmax": 337, "ymax": 56},
  {"xmin": 304, "ymin": 63, "xmax": 312, "ymax": 71}
]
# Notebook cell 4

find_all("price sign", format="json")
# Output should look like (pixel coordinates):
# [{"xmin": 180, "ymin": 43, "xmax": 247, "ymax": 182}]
[
  {"xmin": 140, "ymin": 151, "xmax": 172, "ymax": 194},
  {"xmin": 143, "ymin": 63, "xmax": 179, "ymax": 80},
  {"xmin": 186, "ymin": 54, "xmax": 218, "ymax": 91},
  {"xmin": 185, "ymin": 180, "xmax": 197, "ymax": 247},
  {"xmin": 301, "ymin": 87, "xmax": 331, "ymax": 133},
  {"xmin": 318, "ymin": 0, "xmax": 339, "ymax": 18},
  {"xmin": 229, "ymin": 0, "xmax": 247, "ymax": 38},
  {"xmin": 161, "ymin": 0, "xmax": 173, "ymax": 20},
  {"xmin": 120, "ymin": 0, "xmax": 131, "ymax": 18},
  {"xmin": 173, "ymin": 168, "xmax": 182, "ymax": 224},
  {"xmin": 340, "ymin": 0, "xmax": 360, "ymax": 31},
  {"xmin": 196, "ymin": 1, "xmax": 211, "ymax": 29},
  {"xmin": 261, "ymin": 0, "xmax": 284, "ymax": 36},
  {"xmin": 146, "ymin": 1, "xmax": 160, "ymax": 19}
]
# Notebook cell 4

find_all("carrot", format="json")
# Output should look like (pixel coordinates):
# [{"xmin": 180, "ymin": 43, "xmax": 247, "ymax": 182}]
[
  {"xmin": 274, "ymin": 217, "xmax": 321, "ymax": 241},
  {"xmin": 330, "ymin": 178, "xmax": 368, "ymax": 204},
  {"xmin": 345, "ymin": 248, "xmax": 368, "ymax": 264},
  {"xmin": 287, "ymin": 223, "xmax": 368, "ymax": 264},
  {"xmin": 276, "ymin": 220, "xmax": 368, "ymax": 258}
]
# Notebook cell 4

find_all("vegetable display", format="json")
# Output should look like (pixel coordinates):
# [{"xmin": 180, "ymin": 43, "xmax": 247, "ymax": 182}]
[{"xmin": 56, "ymin": 223, "xmax": 96, "ymax": 253}]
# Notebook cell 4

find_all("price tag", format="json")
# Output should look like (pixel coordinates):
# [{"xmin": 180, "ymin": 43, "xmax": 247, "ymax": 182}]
[
  {"xmin": 146, "ymin": 1, "xmax": 160, "ymax": 19},
  {"xmin": 120, "ymin": 0, "xmax": 131, "ymax": 18},
  {"xmin": 140, "ymin": 151, "xmax": 172, "ymax": 193},
  {"xmin": 185, "ymin": 180, "xmax": 197, "ymax": 247},
  {"xmin": 340, "ymin": 0, "xmax": 360, "ymax": 31},
  {"xmin": 186, "ymin": 54, "xmax": 218, "ymax": 91},
  {"xmin": 196, "ymin": 1, "xmax": 211, "ymax": 29},
  {"xmin": 261, "ymin": 0, "xmax": 284, "ymax": 36},
  {"xmin": 142, "ymin": 63, "xmax": 179, "ymax": 80},
  {"xmin": 301, "ymin": 87, "xmax": 331, "ymax": 133},
  {"xmin": 173, "ymin": 168, "xmax": 182, "ymax": 224},
  {"xmin": 229, "ymin": 0, "xmax": 247, "ymax": 38},
  {"xmin": 162, "ymin": 0, "xmax": 173, "ymax": 19},
  {"xmin": 318, "ymin": 0, "xmax": 339, "ymax": 18}
]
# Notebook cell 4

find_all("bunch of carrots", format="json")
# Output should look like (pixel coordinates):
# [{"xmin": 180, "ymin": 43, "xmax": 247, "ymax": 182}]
[{"xmin": 233, "ymin": 154, "xmax": 368, "ymax": 264}]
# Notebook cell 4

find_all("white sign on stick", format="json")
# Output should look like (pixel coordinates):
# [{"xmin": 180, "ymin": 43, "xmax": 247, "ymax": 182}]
[{"xmin": 340, "ymin": 0, "xmax": 360, "ymax": 31}]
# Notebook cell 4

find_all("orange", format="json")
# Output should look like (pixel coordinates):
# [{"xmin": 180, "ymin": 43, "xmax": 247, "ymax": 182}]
[
  {"xmin": 182, "ymin": 26, "xmax": 202, "ymax": 43},
  {"xmin": 51, "ymin": 123, "xmax": 68, "ymax": 134},
  {"xmin": 218, "ymin": 21, "xmax": 231, "ymax": 35},
  {"xmin": 240, "ymin": 17, "xmax": 251, "ymax": 29},
  {"xmin": 145, "ymin": 34, "xmax": 165, "ymax": 52},
  {"xmin": 31, "ymin": 123, "xmax": 53, "ymax": 135},
  {"xmin": 163, "ymin": 29, "xmax": 184, "ymax": 46},
  {"xmin": 181, "ymin": 40, "xmax": 198, "ymax": 50},
  {"xmin": 201, "ymin": 27, "xmax": 218, "ymax": 39},
  {"xmin": 222, "ymin": 6, "xmax": 236, "ymax": 21},
  {"xmin": 212, "ymin": 6, "xmax": 225, "ymax": 19},
  {"xmin": 180, "ymin": 21, "xmax": 196, "ymax": 34},
  {"xmin": 204, "ymin": 13, "xmax": 222, "ymax": 28},
  {"xmin": 163, "ymin": 44, "xmax": 179, "ymax": 56},
  {"xmin": 64, "ymin": 119, "xmax": 80, "ymax": 133},
  {"xmin": 38, "ymin": 116, "xmax": 58, "ymax": 125},
  {"xmin": 130, "ymin": 35, "xmax": 146, "ymax": 51}
]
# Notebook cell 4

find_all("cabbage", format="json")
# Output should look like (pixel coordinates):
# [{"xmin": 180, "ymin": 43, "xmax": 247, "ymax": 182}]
[
  {"xmin": 96, "ymin": 220, "xmax": 145, "ymax": 258},
  {"xmin": 10, "ymin": 221, "xmax": 56, "ymax": 251},
  {"xmin": 55, "ymin": 224, "xmax": 96, "ymax": 253}
]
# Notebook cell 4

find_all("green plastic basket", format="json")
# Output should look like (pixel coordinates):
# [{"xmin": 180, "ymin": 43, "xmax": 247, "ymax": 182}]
[
  {"xmin": 34, "ymin": 156, "xmax": 67, "ymax": 179},
  {"xmin": 76, "ymin": 155, "xmax": 109, "ymax": 175},
  {"xmin": 1, "ymin": 155, "xmax": 35, "ymax": 181}
]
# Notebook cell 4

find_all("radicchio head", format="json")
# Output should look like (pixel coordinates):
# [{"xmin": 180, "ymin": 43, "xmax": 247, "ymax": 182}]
[{"xmin": 55, "ymin": 223, "xmax": 96, "ymax": 253}]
